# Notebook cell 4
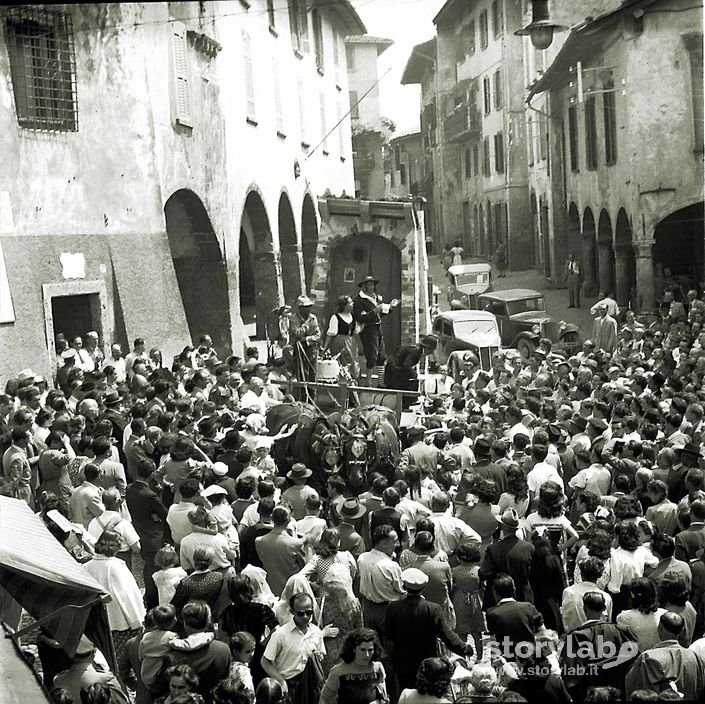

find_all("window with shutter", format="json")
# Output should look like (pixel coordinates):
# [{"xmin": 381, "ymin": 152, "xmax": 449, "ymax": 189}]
[
  {"xmin": 483, "ymin": 76, "xmax": 491, "ymax": 114},
  {"xmin": 483, "ymin": 136, "xmax": 490, "ymax": 176},
  {"xmin": 312, "ymin": 8, "xmax": 324, "ymax": 73},
  {"xmin": 494, "ymin": 131, "xmax": 504, "ymax": 173},
  {"xmin": 349, "ymin": 90, "xmax": 359, "ymax": 120},
  {"xmin": 337, "ymin": 96, "xmax": 345, "ymax": 158},
  {"xmin": 320, "ymin": 91, "xmax": 328, "ymax": 153},
  {"xmin": 288, "ymin": 0, "xmax": 309, "ymax": 54},
  {"xmin": 267, "ymin": 0, "xmax": 275, "ymax": 30},
  {"xmin": 493, "ymin": 70, "xmax": 503, "ymax": 110},
  {"xmin": 171, "ymin": 22, "xmax": 192, "ymax": 127},
  {"xmin": 332, "ymin": 27, "xmax": 341, "ymax": 84},
  {"xmin": 479, "ymin": 11, "xmax": 489, "ymax": 50},
  {"xmin": 242, "ymin": 30, "xmax": 256, "ymax": 122},
  {"xmin": 298, "ymin": 78, "xmax": 309, "ymax": 147},
  {"xmin": 273, "ymin": 57, "xmax": 284, "ymax": 135}
]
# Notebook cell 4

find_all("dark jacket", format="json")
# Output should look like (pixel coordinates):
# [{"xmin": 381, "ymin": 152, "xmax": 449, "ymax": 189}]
[
  {"xmin": 561, "ymin": 619, "xmax": 637, "ymax": 699},
  {"xmin": 485, "ymin": 599, "xmax": 543, "ymax": 659},
  {"xmin": 353, "ymin": 292, "xmax": 382, "ymax": 329},
  {"xmin": 675, "ymin": 522, "xmax": 705, "ymax": 562},
  {"xmin": 479, "ymin": 535, "xmax": 534, "ymax": 609},
  {"xmin": 385, "ymin": 594, "xmax": 469, "ymax": 690},
  {"xmin": 125, "ymin": 478, "xmax": 168, "ymax": 552}
]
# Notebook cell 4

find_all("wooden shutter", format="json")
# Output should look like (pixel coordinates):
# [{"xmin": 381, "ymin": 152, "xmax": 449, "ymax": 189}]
[
  {"xmin": 298, "ymin": 4, "xmax": 310, "ymax": 54},
  {"xmin": 319, "ymin": 90, "xmax": 327, "ymax": 150},
  {"xmin": 298, "ymin": 78, "xmax": 308, "ymax": 145},
  {"xmin": 273, "ymin": 57, "xmax": 284, "ymax": 133},
  {"xmin": 337, "ymin": 95, "xmax": 345, "ymax": 157},
  {"xmin": 171, "ymin": 22, "xmax": 192, "ymax": 127},
  {"xmin": 242, "ymin": 30, "xmax": 256, "ymax": 120}
]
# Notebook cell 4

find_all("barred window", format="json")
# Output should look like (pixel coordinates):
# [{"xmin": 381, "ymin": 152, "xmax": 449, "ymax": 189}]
[{"xmin": 5, "ymin": 7, "xmax": 78, "ymax": 132}]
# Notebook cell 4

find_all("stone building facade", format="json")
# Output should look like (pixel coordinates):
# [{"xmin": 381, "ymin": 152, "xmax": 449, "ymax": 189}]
[{"xmin": 0, "ymin": 1, "xmax": 365, "ymax": 382}]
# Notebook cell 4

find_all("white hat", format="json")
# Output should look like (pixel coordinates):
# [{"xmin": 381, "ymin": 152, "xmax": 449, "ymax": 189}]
[
  {"xmin": 202, "ymin": 484, "xmax": 228, "ymax": 498},
  {"xmin": 401, "ymin": 567, "xmax": 429, "ymax": 590},
  {"xmin": 211, "ymin": 462, "xmax": 229, "ymax": 477}
]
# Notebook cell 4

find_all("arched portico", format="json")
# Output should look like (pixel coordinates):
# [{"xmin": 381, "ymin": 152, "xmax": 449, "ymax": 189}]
[{"xmin": 164, "ymin": 189, "xmax": 231, "ymax": 355}]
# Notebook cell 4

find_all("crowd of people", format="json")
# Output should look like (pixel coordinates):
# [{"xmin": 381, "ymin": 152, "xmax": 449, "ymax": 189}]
[{"xmin": 2, "ymin": 283, "xmax": 705, "ymax": 704}]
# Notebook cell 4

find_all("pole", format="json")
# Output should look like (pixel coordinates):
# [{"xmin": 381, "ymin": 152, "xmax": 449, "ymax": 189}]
[
  {"xmin": 415, "ymin": 200, "xmax": 432, "ymax": 335},
  {"xmin": 414, "ymin": 209, "xmax": 421, "ymax": 343}
]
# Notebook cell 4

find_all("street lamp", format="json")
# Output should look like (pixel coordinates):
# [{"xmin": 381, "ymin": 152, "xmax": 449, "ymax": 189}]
[{"xmin": 515, "ymin": 0, "xmax": 567, "ymax": 50}]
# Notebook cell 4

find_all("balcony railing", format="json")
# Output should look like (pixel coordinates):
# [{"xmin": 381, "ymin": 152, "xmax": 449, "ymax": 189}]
[{"xmin": 444, "ymin": 104, "xmax": 481, "ymax": 143}]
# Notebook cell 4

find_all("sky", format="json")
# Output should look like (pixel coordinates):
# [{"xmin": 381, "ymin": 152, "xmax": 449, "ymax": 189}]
[{"xmin": 351, "ymin": 0, "xmax": 447, "ymax": 134}]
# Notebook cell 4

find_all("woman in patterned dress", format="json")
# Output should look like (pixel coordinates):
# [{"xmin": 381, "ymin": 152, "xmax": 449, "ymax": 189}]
[{"xmin": 451, "ymin": 543, "xmax": 486, "ymax": 656}]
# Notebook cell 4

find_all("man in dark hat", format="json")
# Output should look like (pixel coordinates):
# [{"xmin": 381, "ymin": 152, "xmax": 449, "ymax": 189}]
[
  {"xmin": 280, "ymin": 463, "xmax": 317, "ymax": 521},
  {"xmin": 479, "ymin": 508, "xmax": 534, "ymax": 609},
  {"xmin": 383, "ymin": 335, "xmax": 438, "ymax": 398},
  {"xmin": 336, "ymin": 497, "xmax": 366, "ymax": 557},
  {"xmin": 290, "ymin": 295, "xmax": 320, "ymax": 386},
  {"xmin": 352, "ymin": 275, "xmax": 400, "ymax": 386}
]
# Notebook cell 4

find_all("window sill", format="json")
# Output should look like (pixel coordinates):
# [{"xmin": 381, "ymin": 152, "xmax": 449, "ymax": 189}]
[
  {"xmin": 340, "ymin": 156, "xmax": 346, "ymax": 163},
  {"xmin": 268, "ymin": 26, "xmax": 278, "ymax": 37},
  {"xmin": 606, "ymin": 160, "xmax": 617, "ymax": 167},
  {"xmin": 294, "ymin": 48, "xmax": 304, "ymax": 60},
  {"xmin": 317, "ymin": 67, "xmax": 325, "ymax": 77},
  {"xmin": 322, "ymin": 149, "xmax": 329, "ymax": 156},
  {"xmin": 246, "ymin": 117, "xmax": 258, "ymax": 126},
  {"xmin": 301, "ymin": 141, "xmax": 311, "ymax": 150},
  {"xmin": 238, "ymin": 0, "xmax": 250, "ymax": 8},
  {"xmin": 277, "ymin": 131, "xmax": 287, "ymax": 140}
]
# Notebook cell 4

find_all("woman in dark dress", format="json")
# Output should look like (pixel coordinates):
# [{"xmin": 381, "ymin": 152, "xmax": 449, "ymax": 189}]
[
  {"xmin": 218, "ymin": 575, "xmax": 278, "ymax": 686},
  {"xmin": 529, "ymin": 533, "xmax": 567, "ymax": 634}
]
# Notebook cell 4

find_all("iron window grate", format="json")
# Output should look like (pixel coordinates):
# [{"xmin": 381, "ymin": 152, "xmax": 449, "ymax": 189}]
[{"xmin": 5, "ymin": 6, "xmax": 78, "ymax": 132}]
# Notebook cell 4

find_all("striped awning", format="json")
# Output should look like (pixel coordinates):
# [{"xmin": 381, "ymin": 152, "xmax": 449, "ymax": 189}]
[{"xmin": 0, "ymin": 497, "xmax": 114, "ymax": 665}]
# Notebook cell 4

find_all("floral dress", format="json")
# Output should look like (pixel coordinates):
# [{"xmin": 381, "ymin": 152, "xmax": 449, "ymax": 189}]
[
  {"xmin": 451, "ymin": 563, "xmax": 486, "ymax": 640},
  {"xmin": 318, "ymin": 595, "xmax": 363, "ymax": 677}
]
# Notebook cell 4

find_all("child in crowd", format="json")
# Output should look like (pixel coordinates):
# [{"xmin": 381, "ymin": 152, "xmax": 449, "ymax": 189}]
[
  {"xmin": 153, "ymin": 545, "xmax": 187, "ymax": 607},
  {"xmin": 228, "ymin": 631, "xmax": 256, "ymax": 697},
  {"xmin": 254, "ymin": 440, "xmax": 277, "ymax": 477},
  {"xmin": 296, "ymin": 493, "xmax": 327, "ymax": 562},
  {"xmin": 203, "ymin": 484, "xmax": 240, "ymax": 559},
  {"xmin": 139, "ymin": 605, "xmax": 179, "ymax": 694}
]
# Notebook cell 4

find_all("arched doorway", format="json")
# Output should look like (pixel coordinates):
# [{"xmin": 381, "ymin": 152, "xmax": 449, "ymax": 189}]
[
  {"xmin": 597, "ymin": 209, "xmax": 615, "ymax": 296},
  {"xmin": 164, "ymin": 189, "xmax": 231, "ymax": 356},
  {"xmin": 582, "ymin": 208, "xmax": 598, "ymax": 296},
  {"xmin": 329, "ymin": 234, "xmax": 402, "ymax": 352},
  {"xmin": 615, "ymin": 208, "xmax": 636, "ymax": 309},
  {"xmin": 654, "ymin": 201, "xmax": 704, "ymax": 300},
  {"xmin": 301, "ymin": 195, "xmax": 318, "ymax": 295},
  {"xmin": 278, "ymin": 193, "xmax": 300, "ymax": 304},
  {"xmin": 240, "ymin": 191, "xmax": 277, "ymax": 340}
]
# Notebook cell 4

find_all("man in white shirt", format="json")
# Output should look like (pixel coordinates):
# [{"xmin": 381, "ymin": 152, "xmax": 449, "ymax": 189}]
[
  {"xmin": 261, "ymin": 592, "xmax": 332, "ymax": 703},
  {"xmin": 527, "ymin": 445, "xmax": 564, "ymax": 498},
  {"xmin": 239, "ymin": 377, "xmax": 272, "ymax": 415},
  {"xmin": 590, "ymin": 291, "xmax": 620, "ymax": 318},
  {"xmin": 166, "ymin": 477, "xmax": 202, "ymax": 546},
  {"xmin": 428, "ymin": 492, "xmax": 481, "ymax": 556},
  {"xmin": 357, "ymin": 524, "xmax": 405, "ymax": 634},
  {"xmin": 103, "ymin": 343, "xmax": 127, "ymax": 383},
  {"xmin": 569, "ymin": 449, "xmax": 612, "ymax": 497}
]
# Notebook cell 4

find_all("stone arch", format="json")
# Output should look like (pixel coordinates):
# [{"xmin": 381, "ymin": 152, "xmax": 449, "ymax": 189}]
[
  {"xmin": 614, "ymin": 208, "xmax": 636, "ymax": 308},
  {"xmin": 597, "ymin": 209, "xmax": 615, "ymax": 296},
  {"xmin": 164, "ymin": 189, "xmax": 232, "ymax": 355},
  {"xmin": 582, "ymin": 207, "xmax": 598, "ymax": 296},
  {"xmin": 301, "ymin": 193, "xmax": 319, "ymax": 295},
  {"xmin": 240, "ymin": 189, "xmax": 278, "ymax": 340},
  {"xmin": 653, "ymin": 200, "xmax": 704, "ymax": 300},
  {"xmin": 278, "ymin": 192, "xmax": 300, "ymax": 305},
  {"xmin": 565, "ymin": 202, "xmax": 581, "ymax": 283}
]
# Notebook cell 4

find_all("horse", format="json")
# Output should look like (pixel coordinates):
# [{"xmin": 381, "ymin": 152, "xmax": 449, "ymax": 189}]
[{"xmin": 265, "ymin": 403, "xmax": 401, "ymax": 495}]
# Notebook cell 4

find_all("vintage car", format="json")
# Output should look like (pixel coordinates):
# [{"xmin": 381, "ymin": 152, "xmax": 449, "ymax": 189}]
[
  {"xmin": 432, "ymin": 309, "xmax": 502, "ymax": 380},
  {"xmin": 446, "ymin": 262, "xmax": 493, "ymax": 309},
  {"xmin": 476, "ymin": 288, "xmax": 581, "ymax": 360}
]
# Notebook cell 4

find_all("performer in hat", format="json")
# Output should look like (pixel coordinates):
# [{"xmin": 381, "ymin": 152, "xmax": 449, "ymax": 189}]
[
  {"xmin": 290, "ymin": 294, "xmax": 321, "ymax": 389},
  {"xmin": 352, "ymin": 275, "xmax": 400, "ymax": 386},
  {"xmin": 383, "ymin": 335, "xmax": 438, "ymax": 402}
]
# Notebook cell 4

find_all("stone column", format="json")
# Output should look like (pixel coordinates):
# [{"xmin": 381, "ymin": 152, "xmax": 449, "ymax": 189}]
[
  {"xmin": 634, "ymin": 240, "xmax": 656, "ymax": 313},
  {"xmin": 582, "ymin": 237, "xmax": 598, "ymax": 297},
  {"xmin": 598, "ymin": 242, "xmax": 614, "ymax": 295},
  {"xmin": 614, "ymin": 246, "xmax": 632, "ymax": 307}
]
